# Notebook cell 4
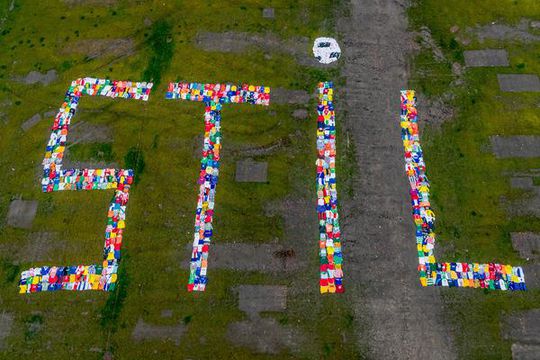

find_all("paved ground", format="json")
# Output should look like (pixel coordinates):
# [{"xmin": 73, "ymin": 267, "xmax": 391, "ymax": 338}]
[
  {"xmin": 131, "ymin": 318, "xmax": 186, "ymax": 345},
  {"xmin": 464, "ymin": 49, "xmax": 509, "ymax": 67},
  {"xmin": 470, "ymin": 18, "xmax": 540, "ymax": 43},
  {"xmin": 498, "ymin": 74, "xmax": 540, "ymax": 92},
  {"xmin": 491, "ymin": 135, "xmax": 540, "ymax": 158},
  {"xmin": 511, "ymin": 232, "xmax": 540, "ymax": 261},
  {"xmin": 235, "ymin": 159, "xmax": 268, "ymax": 182},
  {"xmin": 6, "ymin": 199, "xmax": 38, "ymax": 229},
  {"xmin": 338, "ymin": 0, "xmax": 455, "ymax": 358},
  {"xmin": 0, "ymin": 313, "xmax": 13, "ymax": 349},
  {"xmin": 13, "ymin": 69, "xmax": 57, "ymax": 85}
]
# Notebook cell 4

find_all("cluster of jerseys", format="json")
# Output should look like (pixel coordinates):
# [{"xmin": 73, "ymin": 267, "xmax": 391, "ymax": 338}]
[
  {"xmin": 20, "ymin": 265, "xmax": 119, "ymax": 293},
  {"xmin": 42, "ymin": 77, "xmax": 152, "ymax": 192},
  {"xmin": 400, "ymin": 90, "xmax": 526, "ymax": 291},
  {"xmin": 165, "ymin": 82, "xmax": 271, "ymax": 292},
  {"xmin": 20, "ymin": 78, "xmax": 152, "ymax": 294},
  {"xmin": 316, "ymin": 82, "xmax": 344, "ymax": 294},
  {"xmin": 19, "ymin": 186, "xmax": 127, "ymax": 293},
  {"xmin": 165, "ymin": 82, "xmax": 270, "ymax": 106}
]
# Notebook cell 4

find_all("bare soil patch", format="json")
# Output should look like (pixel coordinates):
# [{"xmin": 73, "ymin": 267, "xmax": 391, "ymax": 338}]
[
  {"xmin": 464, "ymin": 49, "xmax": 509, "ymax": 67},
  {"xmin": 236, "ymin": 285, "xmax": 287, "ymax": 319},
  {"xmin": 498, "ymin": 74, "xmax": 540, "ymax": 92},
  {"xmin": 14, "ymin": 70, "xmax": 57, "ymax": 86},
  {"xmin": 469, "ymin": 19, "xmax": 540, "ymax": 43},
  {"xmin": 501, "ymin": 309, "xmax": 540, "ymax": 344},
  {"xmin": 195, "ymin": 31, "xmax": 335, "ymax": 68},
  {"xmin": 62, "ymin": 38, "xmax": 135, "ymax": 60},
  {"xmin": 235, "ymin": 159, "xmax": 268, "ymax": 183},
  {"xmin": 491, "ymin": 135, "xmax": 540, "ymax": 158},
  {"xmin": 132, "ymin": 319, "xmax": 186, "ymax": 345},
  {"xmin": 7, "ymin": 199, "xmax": 38, "ymax": 229},
  {"xmin": 0, "ymin": 313, "xmax": 13, "ymax": 349},
  {"xmin": 511, "ymin": 232, "xmax": 540, "ymax": 261}
]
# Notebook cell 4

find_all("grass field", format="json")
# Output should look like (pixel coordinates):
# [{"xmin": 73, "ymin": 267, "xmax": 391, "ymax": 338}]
[
  {"xmin": 408, "ymin": 1, "xmax": 540, "ymax": 358},
  {"xmin": 0, "ymin": 0, "xmax": 362, "ymax": 359}
]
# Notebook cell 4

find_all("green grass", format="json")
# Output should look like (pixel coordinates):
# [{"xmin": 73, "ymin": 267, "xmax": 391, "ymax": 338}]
[
  {"xmin": 0, "ymin": 0, "xmax": 360, "ymax": 358},
  {"xmin": 408, "ymin": 1, "xmax": 540, "ymax": 358},
  {"xmin": 141, "ymin": 19, "xmax": 174, "ymax": 87}
]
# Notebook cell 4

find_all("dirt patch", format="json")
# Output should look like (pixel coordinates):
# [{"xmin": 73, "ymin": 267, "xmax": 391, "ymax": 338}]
[
  {"xmin": 227, "ymin": 283, "xmax": 300, "ymax": 354},
  {"xmin": 464, "ymin": 49, "xmax": 509, "ymax": 67},
  {"xmin": 511, "ymin": 343, "xmax": 540, "ymax": 360},
  {"xmin": 469, "ymin": 18, "xmax": 540, "ymax": 43},
  {"xmin": 511, "ymin": 177, "xmax": 534, "ymax": 189},
  {"xmin": 62, "ymin": 38, "xmax": 135, "ymax": 60},
  {"xmin": 262, "ymin": 8, "xmax": 275, "ymax": 19},
  {"xmin": 501, "ymin": 309, "xmax": 540, "ymax": 344},
  {"xmin": 418, "ymin": 26, "xmax": 445, "ymax": 62},
  {"xmin": 69, "ymin": 121, "xmax": 113, "ymax": 144},
  {"xmin": 195, "ymin": 32, "xmax": 333, "ymax": 68},
  {"xmin": 523, "ymin": 264, "xmax": 540, "ymax": 289},
  {"xmin": 292, "ymin": 108, "xmax": 309, "ymax": 120},
  {"xmin": 14, "ymin": 70, "xmax": 57, "ymax": 86},
  {"xmin": 511, "ymin": 232, "xmax": 540, "ymax": 261},
  {"xmin": 160, "ymin": 310, "xmax": 173, "ymax": 318},
  {"xmin": 61, "ymin": 160, "xmax": 119, "ymax": 169},
  {"xmin": 498, "ymin": 74, "xmax": 540, "ymax": 92},
  {"xmin": 0, "ymin": 313, "xmax": 13, "ymax": 349},
  {"xmin": 131, "ymin": 318, "xmax": 186, "ymax": 345},
  {"xmin": 491, "ymin": 135, "xmax": 540, "ymax": 158},
  {"xmin": 229, "ymin": 136, "xmax": 292, "ymax": 157},
  {"xmin": 264, "ymin": 197, "xmax": 314, "ymax": 263},
  {"xmin": 21, "ymin": 113, "xmax": 42, "ymax": 132},
  {"xmin": 226, "ymin": 318, "xmax": 302, "ymax": 354},
  {"xmin": 417, "ymin": 93, "xmax": 455, "ymax": 129},
  {"xmin": 21, "ymin": 232, "xmax": 66, "ymax": 262},
  {"xmin": 236, "ymin": 285, "xmax": 287, "ymax": 319},
  {"xmin": 271, "ymin": 88, "xmax": 311, "ymax": 105},
  {"xmin": 7, "ymin": 199, "xmax": 38, "ymax": 229},
  {"xmin": 63, "ymin": 0, "xmax": 116, "ymax": 6},
  {"xmin": 183, "ymin": 243, "xmax": 301, "ymax": 272},
  {"xmin": 506, "ymin": 188, "xmax": 540, "ymax": 217},
  {"xmin": 235, "ymin": 159, "xmax": 268, "ymax": 182}
]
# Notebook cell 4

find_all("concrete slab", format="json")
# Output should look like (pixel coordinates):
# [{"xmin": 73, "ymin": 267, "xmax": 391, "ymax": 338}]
[
  {"xmin": 21, "ymin": 113, "xmax": 42, "ymax": 132},
  {"xmin": 160, "ymin": 309, "xmax": 173, "ymax": 318},
  {"xmin": 512, "ymin": 343, "xmax": 540, "ymax": 360},
  {"xmin": 502, "ymin": 309, "xmax": 540, "ymax": 343},
  {"xmin": 511, "ymin": 232, "xmax": 540, "ymax": 260},
  {"xmin": 464, "ymin": 49, "xmax": 509, "ymax": 67},
  {"xmin": 7, "ymin": 200, "xmax": 38, "ymax": 229},
  {"xmin": 237, "ymin": 285, "xmax": 287, "ymax": 319},
  {"xmin": 471, "ymin": 19, "xmax": 540, "ymax": 43},
  {"xmin": 491, "ymin": 136, "xmax": 540, "ymax": 158},
  {"xmin": 511, "ymin": 177, "xmax": 534, "ymax": 189},
  {"xmin": 262, "ymin": 8, "xmax": 274, "ymax": 19},
  {"xmin": 498, "ymin": 74, "xmax": 540, "ymax": 92},
  {"xmin": 22, "ymin": 232, "xmax": 65, "ymax": 262},
  {"xmin": 271, "ymin": 88, "xmax": 311, "ymax": 105},
  {"xmin": 226, "ymin": 318, "xmax": 302, "ymax": 354},
  {"xmin": 14, "ymin": 70, "xmax": 57, "ymax": 86},
  {"xmin": 292, "ymin": 109, "xmax": 309, "ymax": 119},
  {"xmin": 523, "ymin": 264, "xmax": 540, "ymax": 289},
  {"xmin": 132, "ymin": 318, "xmax": 186, "ymax": 345},
  {"xmin": 0, "ymin": 313, "xmax": 13, "ymax": 349},
  {"xmin": 507, "ymin": 187, "xmax": 540, "ymax": 218},
  {"xmin": 235, "ymin": 159, "xmax": 268, "ymax": 182},
  {"xmin": 69, "ymin": 121, "xmax": 112, "ymax": 143}
]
